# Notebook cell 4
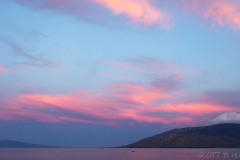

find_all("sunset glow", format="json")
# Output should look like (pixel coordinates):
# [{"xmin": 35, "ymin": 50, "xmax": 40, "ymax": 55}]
[{"xmin": 1, "ymin": 0, "xmax": 240, "ymax": 147}]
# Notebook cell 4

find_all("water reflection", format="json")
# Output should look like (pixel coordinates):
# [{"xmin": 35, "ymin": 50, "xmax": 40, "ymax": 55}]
[{"xmin": 1, "ymin": 148, "xmax": 240, "ymax": 160}]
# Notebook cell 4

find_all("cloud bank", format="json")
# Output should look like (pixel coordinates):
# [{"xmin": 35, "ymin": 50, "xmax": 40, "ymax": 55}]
[
  {"xmin": 1, "ymin": 57, "xmax": 239, "ymax": 126},
  {"xmin": 1, "ymin": 86, "xmax": 239, "ymax": 126}
]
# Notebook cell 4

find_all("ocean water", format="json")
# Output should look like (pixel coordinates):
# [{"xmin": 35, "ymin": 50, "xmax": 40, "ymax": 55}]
[{"xmin": 1, "ymin": 148, "xmax": 240, "ymax": 160}]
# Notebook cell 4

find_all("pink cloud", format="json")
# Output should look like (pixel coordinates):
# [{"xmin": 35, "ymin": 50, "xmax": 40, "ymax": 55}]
[
  {"xmin": 10, "ymin": 0, "xmax": 240, "ymax": 31},
  {"xmin": 11, "ymin": 0, "xmax": 170, "ymax": 27},
  {"xmin": 93, "ymin": 0, "xmax": 169, "ymax": 27},
  {"xmin": 0, "ymin": 65, "xmax": 4, "ymax": 72},
  {"xmin": 182, "ymin": 0, "xmax": 240, "ymax": 30},
  {"xmin": 0, "ymin": 78, "xmax": 182, "ymax": 125},
  {"xmin": 1, "ymin": 75, "xmax": 239, "ymax": 126},
  {"xmin": 0, "ymin": 65, "xmax": 9, "ymax": 73},
  {"xmin": 158, "ymin": 103, "xmax": 240, "ymax": 115},
  {"xmin": 1, "ymin": 55, "xmax": 237, "ymax": 126},
  {"xmin": 106, "ymin": 82, "xmax": 171, "ymax": 105},
  {"xmin": 11, "ymin": 0, "xmax": 240, "ymax": 31}
]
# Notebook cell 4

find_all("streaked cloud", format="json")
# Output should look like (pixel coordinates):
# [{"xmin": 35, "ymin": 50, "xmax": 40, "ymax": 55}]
[
  {"xmin": 1, "ymin": 54, "xmax": 238, "ymax": 126},
  {"xmin": 10, "ymin": 0, "xmax": 240, "ymax": 31},
  {"xmin": 1, "ymin": 75, "xmax": 239, "ymax": 126},
  {"xmin": 1, "ymin": 0, "xmax": 240, "ymax": 148},
  {"xmin": 11, "ymin": 0, "xmax": 170, "ymax": 27},
  {"xmin": 126, "ymin": 57, "xmax": 196, "ymax": 76},
  {"xmin": 97, "ymin": 57, "xmax": 197, "ymax": 77},
  {"xmin": 159, "ymin": 103, "xmax": 238, "ymax": 115},
  {"xmin": 199, "ymin": 90, "xmax": 240, "ymax": 108},
  {"xmin": 0, "ymin": 76, "xmax": 182, "ymax": 125},
  {"xmin": 0, "ymin": 37, "xmax": 59, "ymax": 68}
]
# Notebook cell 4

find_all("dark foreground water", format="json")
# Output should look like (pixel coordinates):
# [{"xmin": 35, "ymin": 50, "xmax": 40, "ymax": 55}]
[{"xmin": 1, "ymin": 148, "xmax": 240, "ymax": 160}]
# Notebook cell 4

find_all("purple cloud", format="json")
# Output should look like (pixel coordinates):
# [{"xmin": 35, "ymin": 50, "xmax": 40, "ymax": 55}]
[{"xmin": 199, "ymin": 90, "xmax": 240, "ymax": 108}]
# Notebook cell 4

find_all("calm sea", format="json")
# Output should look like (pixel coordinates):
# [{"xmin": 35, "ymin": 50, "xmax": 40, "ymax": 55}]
[{"xmin": 1, "ymin": 148, "xmax": 240, "ymax": 160}]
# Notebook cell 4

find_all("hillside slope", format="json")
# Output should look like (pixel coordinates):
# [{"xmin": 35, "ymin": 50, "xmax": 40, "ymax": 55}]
[{"xmin": 124, "ymin": 123, "xmax": 240, "ymax": 148}]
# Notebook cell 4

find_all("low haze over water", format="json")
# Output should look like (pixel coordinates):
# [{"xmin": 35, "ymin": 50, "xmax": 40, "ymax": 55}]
[{"xmin": 1, "ymin": 148, "xmax": 240, "ymax": 160}]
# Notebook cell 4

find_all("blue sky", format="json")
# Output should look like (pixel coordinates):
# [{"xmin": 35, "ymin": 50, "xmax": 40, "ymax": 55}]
[{"xmin": 0, "ymin": 0, "xmax": 240, "ymax": 147}]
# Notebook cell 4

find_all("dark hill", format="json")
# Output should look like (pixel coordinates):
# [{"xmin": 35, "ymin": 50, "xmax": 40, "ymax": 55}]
[
  {"xmin": 123, "ymin": 123, "xmax": 240, "ymax": 148},
  {"xmin": 0, "ymin": 140, "xmax": 57, "ymax": 148}
]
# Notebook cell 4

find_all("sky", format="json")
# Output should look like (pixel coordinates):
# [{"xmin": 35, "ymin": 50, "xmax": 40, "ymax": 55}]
[{"xmin": 0, "ymin": 0, "xmax": 240, "ymax": 148}]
